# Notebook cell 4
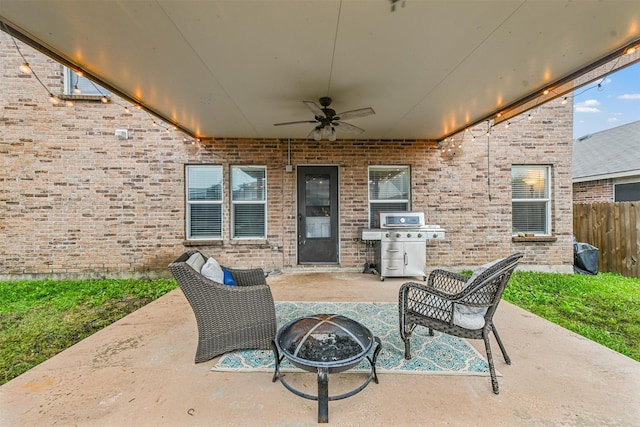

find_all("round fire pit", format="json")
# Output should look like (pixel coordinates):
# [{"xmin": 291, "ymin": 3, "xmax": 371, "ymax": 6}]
[{"xmin": 271, "ymin": 314, "xmax": 381, "ymax": 423}]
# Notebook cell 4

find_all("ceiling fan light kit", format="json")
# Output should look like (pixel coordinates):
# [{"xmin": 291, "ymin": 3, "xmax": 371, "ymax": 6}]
[{"xmin": 274, "ymin": 97, "xmax": 375, "ymax": 141}]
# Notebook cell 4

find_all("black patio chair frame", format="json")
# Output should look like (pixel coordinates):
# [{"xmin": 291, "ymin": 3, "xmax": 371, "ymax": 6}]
[{"xmin": 399, "ymin": 252, "xmax": 524, "ymax": 394}]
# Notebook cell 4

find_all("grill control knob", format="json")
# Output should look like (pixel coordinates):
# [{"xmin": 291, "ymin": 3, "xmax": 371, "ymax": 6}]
[
  {"xmin": 385, "ymin": 232, "xmax": 390, "ymax": 238},
  {"xmin": 407, "ymin": 233, "xmax": 411, "ymax": 238},
  {"xmin": 418, "ymin": 233, "xmax": 423, "ymax": 238},
  {"xmin": 395, "ymin": 233, "xmax": 401, "ymax": 238},
  {"xmin": 432, "ymin": 233, "xmax": 438, "ymax": 238}
]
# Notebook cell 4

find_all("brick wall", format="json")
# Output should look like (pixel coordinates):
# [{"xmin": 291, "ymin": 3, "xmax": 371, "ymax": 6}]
[
  {"xmin": 573, "ymin": 179, "xmax": 613, "ymax": 203},
  {"xmin": 0, "ymin": 33, "xmax": 574, "ymax": 279}
]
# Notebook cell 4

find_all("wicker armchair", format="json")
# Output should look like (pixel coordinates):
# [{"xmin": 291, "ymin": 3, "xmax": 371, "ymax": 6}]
[
  {"xmin": 169, "ymin": 250, "xmax": 277, "ymax": 363},
  {"xmin": 399, "ymin": 253, "xmax": 523, "ymax": 394}
]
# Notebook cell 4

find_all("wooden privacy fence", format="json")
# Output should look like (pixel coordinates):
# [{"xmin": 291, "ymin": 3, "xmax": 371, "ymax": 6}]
[{"xmin": 573, "ymin": 202, "xmax": 639, "ymax": 278}]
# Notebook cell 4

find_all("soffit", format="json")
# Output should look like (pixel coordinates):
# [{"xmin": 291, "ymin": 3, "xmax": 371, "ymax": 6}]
[{"xmin": 1, "ymin": 1, "xmax": 639, "ymax": 141}]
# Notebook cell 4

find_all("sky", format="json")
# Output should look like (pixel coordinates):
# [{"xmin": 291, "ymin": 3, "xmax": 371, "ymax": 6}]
[{"xmin": 572, "ymin": 60, "xmax": 640, "ymax": 139}]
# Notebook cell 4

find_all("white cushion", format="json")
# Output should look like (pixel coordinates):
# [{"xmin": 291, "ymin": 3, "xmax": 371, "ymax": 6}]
[
  {"xmin": 452, "ymin": 307, "xmax": 486, "ymax": 330},
  {"xmin": 452, "ymin": 257, "xmax": 504, "ymax": 329},
  {"xmin": 185, "ymin": 253, "xmax": 206, "ymax": 272},
  {"xmin": 201, "ymin": 257, "xmax": 224, "ymax": 283}
]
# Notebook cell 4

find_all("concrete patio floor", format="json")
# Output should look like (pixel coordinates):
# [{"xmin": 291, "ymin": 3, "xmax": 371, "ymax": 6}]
[{"xmin": 1, "ymin": 271, "xmax": 639, "ymax": 426}]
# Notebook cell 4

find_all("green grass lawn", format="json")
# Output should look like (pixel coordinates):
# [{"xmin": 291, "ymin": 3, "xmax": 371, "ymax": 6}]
[
  {"xmin": 1, "ymin": 272, "xmax": 638, "ymax": 386},
  {"xmin": 0, "ymin": 278, "xmax": 177, "ymax": 385},
  {"xmin": 503, "ymin": 271, "xmax": 640, "ymax": 362}
]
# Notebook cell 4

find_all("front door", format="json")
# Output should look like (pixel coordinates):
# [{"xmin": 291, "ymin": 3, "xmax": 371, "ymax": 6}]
[{"xmin": 297, "ymin": 166, "xmax": 339, "ymax": 264}]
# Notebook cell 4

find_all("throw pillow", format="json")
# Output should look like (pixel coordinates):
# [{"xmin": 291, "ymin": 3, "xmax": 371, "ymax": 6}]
[
  {"xmin": 201, "ymin": 257, "xmax": 224, "ymax": 283},
  {"xmin": 223, "ymin": 268, "xmax": 237, "ymax": 286},
  {"xmin": 452, "ymin": 257, "xmax": 505, "ymax": 329},
  {"xmin": 186, "ymin": 252, "xmax": 206, "ymax": 272}
]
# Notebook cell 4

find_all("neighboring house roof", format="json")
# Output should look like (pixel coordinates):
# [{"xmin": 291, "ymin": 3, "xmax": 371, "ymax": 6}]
[{"xmin": 573, "ymin": 120, "xmax": 640, "ymax": 182}]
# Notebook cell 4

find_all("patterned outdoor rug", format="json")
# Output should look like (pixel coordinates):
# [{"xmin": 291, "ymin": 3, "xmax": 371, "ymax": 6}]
[{"xmin": 211, "ymin": 301, "xmax": 494, "ymax": 376}]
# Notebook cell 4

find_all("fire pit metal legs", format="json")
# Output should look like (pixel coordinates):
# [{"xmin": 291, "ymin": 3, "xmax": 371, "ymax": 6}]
[
  {"xmin": 317, "ymin": 368, "xmax": 329, "ymax": 423},
  {"xmin": 271, "ymin": 337, "xmax": 382, "ymax": 423}
]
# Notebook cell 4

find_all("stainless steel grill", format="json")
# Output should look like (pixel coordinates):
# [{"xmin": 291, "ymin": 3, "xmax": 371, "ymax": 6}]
[{"xmin": 359, "ymin": 212, "xmax": 445, "ymax": 281}]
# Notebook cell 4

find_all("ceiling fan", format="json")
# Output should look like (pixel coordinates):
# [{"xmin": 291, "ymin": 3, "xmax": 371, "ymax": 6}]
[{"xmin": 274, "ymin": 97, "xmax": 375, "ymax": 141}]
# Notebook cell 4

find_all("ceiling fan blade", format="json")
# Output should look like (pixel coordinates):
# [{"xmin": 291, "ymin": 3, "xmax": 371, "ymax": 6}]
[
  {"xmin": 307, "ymin": 127, "xmax": 316, "ymax": 139},
  {"xmin": 274, "ymin": 120, "xmax": 317, "ymax": 126},
  {"xmin": 335, "ymin": 107, "xmax": 375, "ymax": 121},
  {"xmin": 303, "ymin": 100, "xmax": 324, "ymax": 117},
  {"xmin": 334, "ymin": 121, "xmax": 365, "ymax": 134}
]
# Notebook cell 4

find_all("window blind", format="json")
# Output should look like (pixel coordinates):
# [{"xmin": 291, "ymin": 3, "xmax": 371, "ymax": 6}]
[
  {"xmin": 186, "ymin": 165, "xmax": 223, "ymax": 239},
  {"xmin": 511, "ymin": 165, "xmax": 550, "ymax": 235},
  {"xmin": 231, "ymin": 166, "xmax": 266, "ymax": 238}
]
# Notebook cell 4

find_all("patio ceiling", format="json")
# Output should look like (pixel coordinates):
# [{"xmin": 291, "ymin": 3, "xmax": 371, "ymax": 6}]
[{"xmin": 1, "ymin": 1, "xmax": 639, "ymax": 141}]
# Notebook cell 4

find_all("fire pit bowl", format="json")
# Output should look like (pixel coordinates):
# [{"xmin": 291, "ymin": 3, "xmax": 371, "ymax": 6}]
[
  {"xmin": 271, "ymin": 313, "xmax": 381, "ymax": 423},
  {"xmin": 275, "ymin": 314, "xmax": 373, "ymax": 373}
]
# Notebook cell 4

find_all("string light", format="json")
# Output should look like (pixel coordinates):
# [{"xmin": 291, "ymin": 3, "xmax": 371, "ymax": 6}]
[
  {"xmin": 12, "ymin": 21, "xmax": 627, "ymax": 149},
  {"xmin": 8, "ymin": 27, "xmax": 198, "ymax": 143},
  {"xmin": 8, "ymin": 31, "xmax": 65, "ymax": 108},
  {"xmin": 19, "ymin": 62, "xmax": 32, "ymax": 74},
  {"xmin": 71, "ymin": 73, "xmax": 81, "ymax": 94}
]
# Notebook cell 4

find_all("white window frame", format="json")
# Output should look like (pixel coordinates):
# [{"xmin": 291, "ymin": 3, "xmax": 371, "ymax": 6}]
[
  {"xmin": 63, "ymin": 67, "xmax": 109, "ymax": 97},
  {"xmin": 511, "ymin": 165, "xmax": 551, "ymax": 236},
  {"xmin": 368, "ymin": 165, "xmax": 410, "ymax": 228},
  {"xmin": 185, "ymin": 165, "xmax": 223, "ymax": 240},
  {"xmin": 231, "ymin": 165, "xmax": 267, "ymax": 239}
]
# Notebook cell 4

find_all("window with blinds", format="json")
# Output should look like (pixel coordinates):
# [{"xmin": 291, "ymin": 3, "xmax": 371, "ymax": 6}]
[
  {"xmin": 231, "ymin": 165, "xmax": 266, "ymax": 239},
  {"xmin": 186, "ymin": 165, "xmax": 223, "ymax": 239},
  {"xmin": 511, "ymin": 165, "xmax": 551, "ymax": 235},
  {"xmin": 63, "ymin": 67, "xmax": 110, "ymax": 97},
  {"xmin": 368, "ymin": 166, "xmax": 410, "ymax": 227}
]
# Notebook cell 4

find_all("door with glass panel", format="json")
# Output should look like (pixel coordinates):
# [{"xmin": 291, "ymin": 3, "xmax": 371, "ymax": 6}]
[{"xmin": 297, "ymin": 166, "xmax": 339, "ymax": 264}]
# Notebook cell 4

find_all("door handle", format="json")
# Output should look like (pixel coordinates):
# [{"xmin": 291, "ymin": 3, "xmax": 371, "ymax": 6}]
[{"xmin": 404, "ymin": 252, "xmax": 408, "ymax": 266}]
